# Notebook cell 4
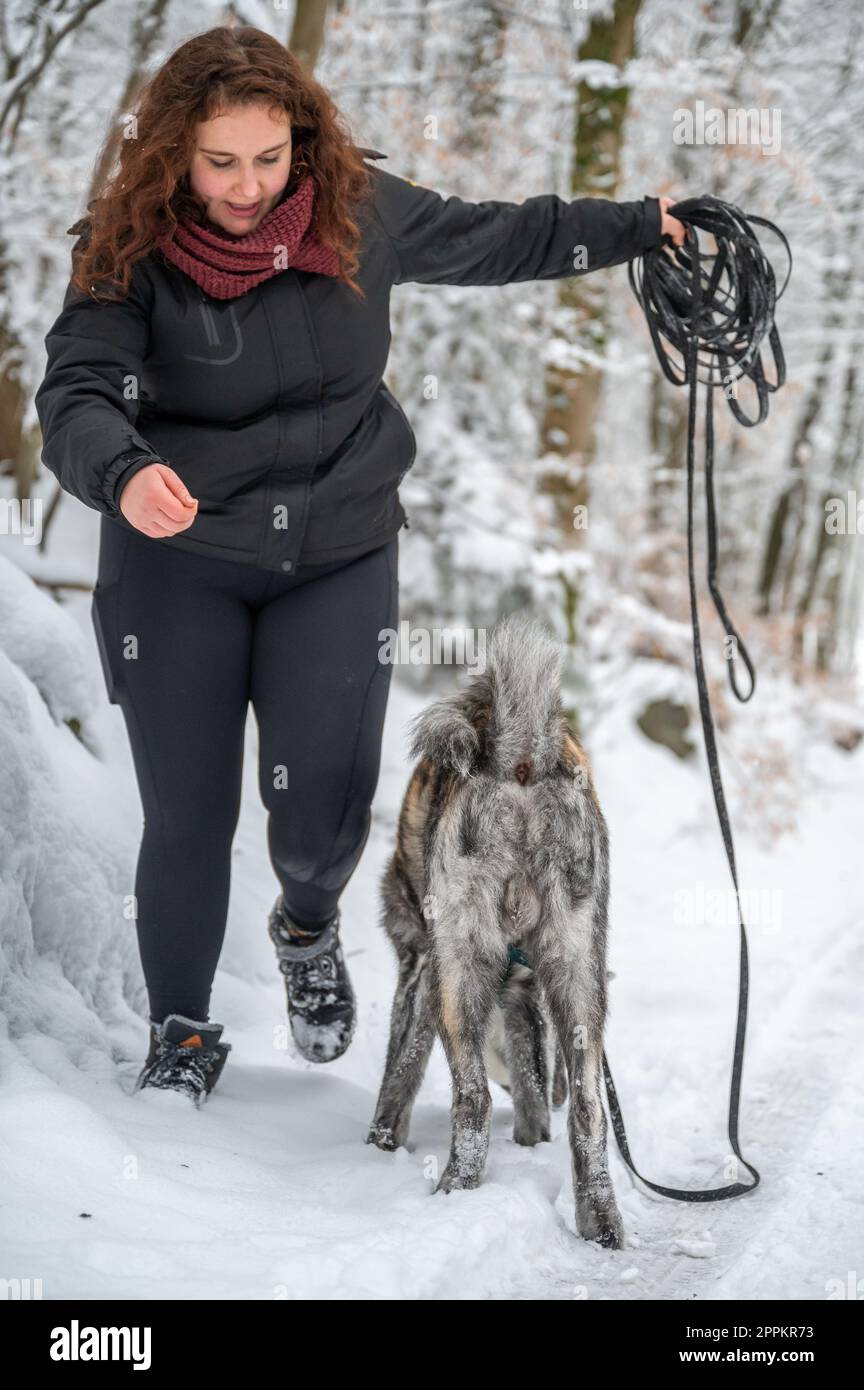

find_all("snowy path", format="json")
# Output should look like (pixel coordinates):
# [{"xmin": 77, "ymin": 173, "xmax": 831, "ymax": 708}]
[
  {"xmin": 598, "ymin": 904, "xmax": 863, "ymax": 1302},
  {"xmin": 0, "ymin": 573, "xmax": 862, "ymax": 1300}
]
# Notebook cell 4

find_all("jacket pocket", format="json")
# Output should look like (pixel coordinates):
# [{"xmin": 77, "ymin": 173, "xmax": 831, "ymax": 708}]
[{"xmin": 180, "ymin": 291, "xmax": 245, "ymax": 365}]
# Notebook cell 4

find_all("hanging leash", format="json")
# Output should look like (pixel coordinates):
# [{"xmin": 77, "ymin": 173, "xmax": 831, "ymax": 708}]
[{"xmin": 598, "ymin": 195, "xmax": 793, "ymax": 1202}]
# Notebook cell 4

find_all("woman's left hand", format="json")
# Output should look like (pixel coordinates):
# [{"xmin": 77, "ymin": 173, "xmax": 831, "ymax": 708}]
[{"xmin": 659, "ymin": 195, "xmax": 689, "ymax": 247}]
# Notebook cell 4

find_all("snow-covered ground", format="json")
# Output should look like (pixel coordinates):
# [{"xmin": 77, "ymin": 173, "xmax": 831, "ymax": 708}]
[{"xmin": 0, "ymin": 505, "xmax": 861, "ymax": 1302}]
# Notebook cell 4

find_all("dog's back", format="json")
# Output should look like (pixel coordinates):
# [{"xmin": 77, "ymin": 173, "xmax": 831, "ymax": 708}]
[{"xmin": 399, "ymin": 611, "xmax": 605, "ymax": 900}]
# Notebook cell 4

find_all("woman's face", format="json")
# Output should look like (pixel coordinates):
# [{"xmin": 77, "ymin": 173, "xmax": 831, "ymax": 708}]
[{"xmin": 189, "ymin": 103, "xmax": 293, "ymax": 235}]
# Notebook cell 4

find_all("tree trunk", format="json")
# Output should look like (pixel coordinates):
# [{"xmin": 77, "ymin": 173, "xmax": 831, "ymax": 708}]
[
  {"xmin": 538, "ymin": 0, "xmax": 643, "ymax": 542},
  {"xmin": 289, "ymin": 0, "xmax": 330, "ymax": 73}
]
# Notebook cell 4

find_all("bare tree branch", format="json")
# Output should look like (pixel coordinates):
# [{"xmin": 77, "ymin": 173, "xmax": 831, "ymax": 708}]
[{"xmin": 0, "ymin": 0, "xmax": 106, "ymax": 148}]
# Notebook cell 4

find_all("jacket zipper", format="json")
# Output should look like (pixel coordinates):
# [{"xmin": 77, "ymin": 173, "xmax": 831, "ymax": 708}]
[
  {"xmin": 199, "ymin": 298, "xmax": 220, "ymax": 346},
  {"xmin": 257, "ymin": 287, "xmax": 285, "ymax": 566},
  {"xmin": 186, "ymin": 287, "xmax": 243, "ymax": 364}
]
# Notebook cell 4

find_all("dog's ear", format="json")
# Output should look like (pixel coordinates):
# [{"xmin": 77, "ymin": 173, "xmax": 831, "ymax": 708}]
[{"xmin": 406, "ymin": 696, "xmax": 480, "ymax": 778}]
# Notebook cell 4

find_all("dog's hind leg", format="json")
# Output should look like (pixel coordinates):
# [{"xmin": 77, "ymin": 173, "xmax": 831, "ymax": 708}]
[
  {"xmin": 433, "ymin": 902, "xmax": 507, "ymax": 1195},
  {"xmin": 533, "ymin": 901, "xmax": 624, "ymax": 1249},
  {"xmin": 367, "ymin": 945, "xmax": 436, "ymax": 1151},
  {"xmin": 500, "ymin": 972, "xmax": 552, "ymax": 1146}
]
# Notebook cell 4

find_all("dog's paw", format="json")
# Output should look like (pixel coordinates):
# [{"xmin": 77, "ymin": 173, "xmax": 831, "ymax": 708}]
[
  {"xmin": 434, "ymin": 1164, "xmax": 482, "ymax": 1194},
  {"xmin": 592, "ymin": 1220, "xmax": 625, "ymax": 1251},
  {"xmin": 577, "ymin": 1203, "xmax": 625, "ymax": 1250},
  {"xmin": 366, "ymin": 1121, "xmax": 401, "ymax": 1151},
  {"xmin": 512, "ymin": 1118, "xmax": 551, "ymax": 1146}
]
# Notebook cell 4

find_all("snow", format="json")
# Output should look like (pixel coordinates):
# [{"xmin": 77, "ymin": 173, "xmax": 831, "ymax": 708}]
[
  {"xmin": 3, "ymin": 0, "xmax": 863, "ymax": 1304},
  {"xmin": 0, "ymin": 511, "xmax": 861, "ymax": 1301}
]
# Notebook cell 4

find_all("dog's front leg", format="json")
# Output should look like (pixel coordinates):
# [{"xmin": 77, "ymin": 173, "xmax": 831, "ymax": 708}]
[
  {"xmin": 367, "ymin": 947, "xmax": 436, "ymax": 1151},
  {"xmin": 433, "ymin": 931, "xmax": 505, "ymax": 1194}
]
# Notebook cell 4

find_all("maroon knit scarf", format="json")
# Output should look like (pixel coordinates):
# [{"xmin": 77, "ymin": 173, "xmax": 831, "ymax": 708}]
[{"xmin": 154, "ymin": 174, "xmax": 340, "ymax": 299}]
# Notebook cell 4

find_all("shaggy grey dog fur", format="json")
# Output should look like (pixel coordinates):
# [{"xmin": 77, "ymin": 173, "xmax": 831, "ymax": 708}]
[{"xmin": 366, "ymin": 610, "xmax": 623, "ymax": 1248}]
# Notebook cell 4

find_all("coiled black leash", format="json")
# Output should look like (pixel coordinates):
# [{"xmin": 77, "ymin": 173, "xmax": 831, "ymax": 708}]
[{"xmin": 601, "ymin": 195, "xmax": 792, "ymax": 1202}]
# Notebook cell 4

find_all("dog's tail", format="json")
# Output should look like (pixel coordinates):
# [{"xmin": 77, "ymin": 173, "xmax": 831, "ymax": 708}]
[{"xmin": 406, "ymin": 611, "xmax": 565, "ymax": 779}]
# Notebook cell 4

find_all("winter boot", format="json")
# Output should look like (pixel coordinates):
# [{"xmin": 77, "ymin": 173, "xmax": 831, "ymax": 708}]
[
  {"xmin": 267, "ymin": 896, "xmax": 356, "ymax": 1063},
  {"xmin": 134, "ymin": 1014, "xmax": 232, "ymax": 1107}
]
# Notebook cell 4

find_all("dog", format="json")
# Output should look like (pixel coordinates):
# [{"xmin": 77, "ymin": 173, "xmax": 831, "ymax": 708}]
[{"xmin": 366, "ymin": 609, "xmax": 624, "ymax": 1248}]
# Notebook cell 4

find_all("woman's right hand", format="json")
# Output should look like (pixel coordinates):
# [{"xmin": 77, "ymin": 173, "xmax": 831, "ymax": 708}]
[
  {"xmin": 119, "ymin": 463, "xmax": 198, "ymax": 537},
  {"xmin": 658, "ymin": 195, "xmax": 689, "ymax": 247}
]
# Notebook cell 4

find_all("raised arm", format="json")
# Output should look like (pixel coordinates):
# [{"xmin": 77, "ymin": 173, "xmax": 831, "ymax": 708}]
[
  {"xmin": 367, "ymin": 162, "xmax": 664, "ymax": 288},
  {"xmin": 34, "ymin": 251, "xmax": 165, "ymax": 518}
]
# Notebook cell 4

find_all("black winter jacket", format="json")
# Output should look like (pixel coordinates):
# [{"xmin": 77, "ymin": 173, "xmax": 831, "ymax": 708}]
[{"xmin": 34, "ymin": 152, "xmax": 662, "ymax": 573}]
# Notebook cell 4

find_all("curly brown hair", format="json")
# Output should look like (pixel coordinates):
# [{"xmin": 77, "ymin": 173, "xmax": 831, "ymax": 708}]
[{"xmin": 70, "ymin": 25, "xmax": 375, "ymax": 302}]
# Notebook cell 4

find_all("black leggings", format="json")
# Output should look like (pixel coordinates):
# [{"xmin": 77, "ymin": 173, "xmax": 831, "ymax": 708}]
[{"xmin": 90, "ymin": 515, "xmax": 398, "ymax": 1025}]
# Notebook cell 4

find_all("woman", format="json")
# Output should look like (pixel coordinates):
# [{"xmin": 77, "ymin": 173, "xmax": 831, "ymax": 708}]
[{"xmin": 35, "ymin": 25, "xmax": 687, "ymax": 1105}]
